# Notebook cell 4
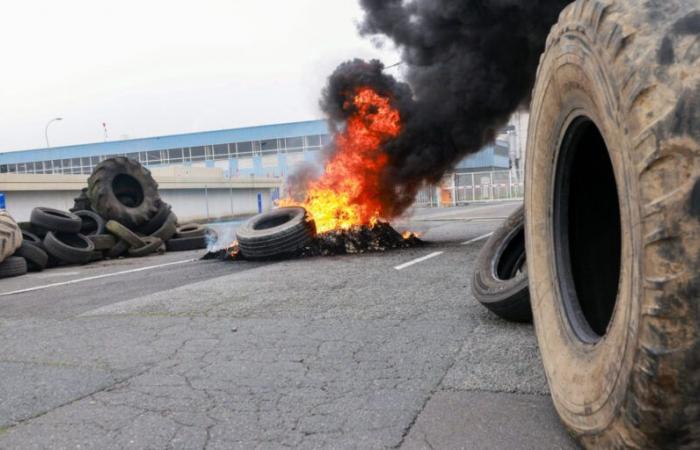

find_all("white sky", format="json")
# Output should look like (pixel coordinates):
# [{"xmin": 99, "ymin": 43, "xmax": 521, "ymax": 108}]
[{"xmin": 0, "ymin": 0, "xmax": 400, "ymax": 152}]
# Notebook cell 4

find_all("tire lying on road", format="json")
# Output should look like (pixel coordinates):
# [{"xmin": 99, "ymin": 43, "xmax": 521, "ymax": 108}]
[
  {"xmin": 30, "ymin": 207, "xmax": 82, "ymax": 234},
  {"xmin": 0, "ymin": 256, "xmax": 28, "ymax": 279},
  {"xmin": 166, "ymin": 235, "xmax": 209, "ymax": 252},
  {"xmin": 0, "ymin": 211, "xmax": 23, "ymax": 263},
  {"xmin": 174, "ymin": 223, "xmax": 206, "ymax": 238},
  {"xmin": 525, "ymin": 1, "xmax": 700, "ymax": 447},
  {"xmin": 87, "ymin": 157, "xmax": 161, "ymax": 228},
  {"xmin": 14, "ymin": 242, "xmax": 48, "ymax": 271},
  {"xmin": 236, "ymin": 207, "xmax": 316, "ymax": 260},
  {"xmin": 128, "ymin": 236, "xmax": 163, "ymax": 257},
  {"xmin": 471, "ymin": 206, "xmax": 530, "ymax": 323},
  {"xmin": 43, "ymin": 232, "xmax": 95, "ymax": 265}
]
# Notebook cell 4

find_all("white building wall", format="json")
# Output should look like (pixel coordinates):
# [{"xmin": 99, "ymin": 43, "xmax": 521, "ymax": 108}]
[{"xmin": 4, "ymin": 188, "xmax": 273, "ymax": 223}]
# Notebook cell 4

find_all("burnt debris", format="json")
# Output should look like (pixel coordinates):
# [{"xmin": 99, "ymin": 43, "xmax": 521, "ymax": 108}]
[{"xmin": 203, "ymin": 222, "xmax": 422, "ymax": 262}]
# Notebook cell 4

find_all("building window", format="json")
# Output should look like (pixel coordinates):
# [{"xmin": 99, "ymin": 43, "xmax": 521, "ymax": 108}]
[
  {"xmin": 285, "ymin": 136, "xmax": 304, "ymax": 150},
  {"xmin": 305, "ymin": 135, "xmax": 321, "ymax": 148},
  {"xmin": 213, "ymin": 144, "xmax": 229, "ymax": 160},
  {"xmin": 0, "ymin": 165, "xmax": 7, "ymax": 173},
  {"xmin": 167, "ymin": 148, "xmax": 183, "ymax": 163},
  {"xmin": 237, "ymin": 141, "xmax": 253, "ymax": 157},
  {"xmin": 321, "ymin": 134, "xmax": 332, "ymax": 146},
  {"xmin": 260, "ymin": 139, "xmax": 278, "ymax": 153},
  {"xmin": 190, "ymin": 146, "xmax": 206, "ymax": 161}
]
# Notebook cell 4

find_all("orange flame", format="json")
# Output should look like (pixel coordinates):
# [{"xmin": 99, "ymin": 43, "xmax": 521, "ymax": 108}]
[{"xmin": 280, "ymin": 87, "xmax": 401, "ymax": 233}]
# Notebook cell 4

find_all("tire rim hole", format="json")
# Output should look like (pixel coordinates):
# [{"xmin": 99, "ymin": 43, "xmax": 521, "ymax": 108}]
[
  {"xmin": 495, "ymin": 228, "xmax": 526, "ymax": 281},
  {"xmin": 254, "ymin": 214, "xmax": 293, "ymax": 230},
  {"xmin": 554, "ymin": 117, "xmax": 622, "ymax": 343},
  {"xmin": 112, "ymin": 174, "xmax": 145, "ymax": 208}
]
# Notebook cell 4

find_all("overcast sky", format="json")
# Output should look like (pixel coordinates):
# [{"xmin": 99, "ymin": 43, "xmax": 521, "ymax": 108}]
[{"xmin": 0, "ymin": 1, "xmax": 400, "ymax": 152}]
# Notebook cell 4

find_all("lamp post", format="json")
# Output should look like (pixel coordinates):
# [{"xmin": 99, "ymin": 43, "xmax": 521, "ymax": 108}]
[{"xmin": 45, "ymin": 117, "xmax": 63, "ymax": 148}]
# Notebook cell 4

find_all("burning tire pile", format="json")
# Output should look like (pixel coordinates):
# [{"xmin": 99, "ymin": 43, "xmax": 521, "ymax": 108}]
[{"xmin": 0, "ymin": 157, "xmax": 217, "ymax": 279}]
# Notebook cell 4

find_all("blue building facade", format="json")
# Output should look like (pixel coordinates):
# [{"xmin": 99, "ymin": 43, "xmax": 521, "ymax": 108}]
[{"xmin": 0, "ymin": 120, "xmax": 509, "ymax": 177}]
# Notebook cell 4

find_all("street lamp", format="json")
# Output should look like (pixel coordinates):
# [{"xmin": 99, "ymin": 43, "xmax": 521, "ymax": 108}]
[{"xmin": 45, "ymin": 117, "xmax": 63, "ymax": 148}]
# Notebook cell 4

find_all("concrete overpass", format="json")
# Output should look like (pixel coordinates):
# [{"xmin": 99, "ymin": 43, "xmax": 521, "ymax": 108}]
[{"xmin": 0, "ymin": 166, "xmax": 281, "ymax": 223}]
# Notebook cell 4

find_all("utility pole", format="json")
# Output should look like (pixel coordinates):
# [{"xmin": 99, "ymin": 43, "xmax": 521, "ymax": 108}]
[{"xmin": 45, "ymin": 117, "xmax": 63, "ymax": 147}]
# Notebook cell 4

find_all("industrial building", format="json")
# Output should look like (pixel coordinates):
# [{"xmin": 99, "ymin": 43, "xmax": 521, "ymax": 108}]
[{"xmin": 0, "ymin": 119, "xmax": 511, "ymax": 177}]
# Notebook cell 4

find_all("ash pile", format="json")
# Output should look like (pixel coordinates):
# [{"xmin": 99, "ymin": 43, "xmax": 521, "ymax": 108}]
[{"xmin": 205, "ymin": 207, "xmax": 421, "ymax": 261}]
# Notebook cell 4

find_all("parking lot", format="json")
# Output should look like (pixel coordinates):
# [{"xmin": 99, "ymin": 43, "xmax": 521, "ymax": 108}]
[{"xmin": 0, "ymin": 202, "xmax": 577, "ymax": 449}]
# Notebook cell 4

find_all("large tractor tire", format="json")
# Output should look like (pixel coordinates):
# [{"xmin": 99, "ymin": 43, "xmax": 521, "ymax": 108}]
[
  {"xmin": 0, "ymin": 211, "xmax": 23, "ymax": 264},
  {"xmin": 87, "ymin": 157, "xmax": 161, "ymax": 229},
  {"xmin": 526, "ymin": 0, "xmax": 700, "ymax": 447}
]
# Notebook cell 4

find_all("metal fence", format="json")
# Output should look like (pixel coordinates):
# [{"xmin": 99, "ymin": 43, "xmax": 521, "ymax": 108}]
[{"xmin": 414, "ymin": 170, "xmax": 524, "ymax": 208}]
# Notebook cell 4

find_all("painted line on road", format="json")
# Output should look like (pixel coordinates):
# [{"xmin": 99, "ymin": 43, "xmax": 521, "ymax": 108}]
[
  {"xmin": 394, "ymin": 251, "xmax": 444, "ymax": 271},
  {"xmin": 0, "ymin": 258, "xmax": 198, "ymax": 297},
  {"xmin": 461, "ymin": 232, "xmax": 494, "ymax": 246}
]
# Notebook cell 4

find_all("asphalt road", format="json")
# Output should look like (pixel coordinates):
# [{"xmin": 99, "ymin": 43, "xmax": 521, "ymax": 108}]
[{"xmin": 0, "ymin": 202, "xmax": 579, "ymax": 449}]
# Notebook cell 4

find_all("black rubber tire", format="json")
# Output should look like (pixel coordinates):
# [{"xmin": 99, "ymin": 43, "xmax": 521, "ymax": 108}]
[
  {"xmin": 151, "ymin": 213, "xmax": 178, "ymax": 242},
  {"xmin": 236, "ymin": 207, "xmax": 316, "ymax": 260},
  {"xmin": 88, "ymin": 234, "xmax": 117, "ymax": 251},
  {"xmin": 135, "ymin": 202, "xmax": 171, "ymax": 235},
  {"xmin": 87, "ymin": 157, "xmax": 161, "ymax": 228},
  {"xmin": 105, "ymin": 220, "xmax": 145, "ymax": 249},
  {"xmin": 70, "ymin": 188, "xmax": 92, "ymax": 213},
  {"xmin": 0, "ymin": 256, "xmax": 27, "ymax": 279},
  {"xmin": 43, "ymin": 232, "xmax": 95, "ymax": 265},
  {"xmin": 166, "ymin": 235, "xmax": 208, "ymax": 252},
  {"xmin": 89, "ymin": 250, "xmax": 104, "ymax": 262},
  {"xmin": 21, "ymin": 229, "xmax": 42, "ymax": 247},
  {"xmin": 471, "ymin": 206, "xmax": 530, "ymax": 323},
  {"xmin": 128, "ymin": 236, "xmax": 163, "ymax": 257},
  {"xmin": 107, "ymin": 240, "xmax": 130, "ymax": 258},
  {"xmin": 174, "ymin": 223, "xmax": 206, "ymax": 238},
  {"xmin": 14, "ymin": 242, "xmax": 48, "ymax": 271},
  {"xmin": 526, "ymin": 1, "xmax": 700, "ymax": 447},
  {"xmin": 30, "ymin": 207, "xmax": 82, "ymax": 233},
  {"xmin": 74, "ymin": 210, "xmax": 105, "ymax": 236},
  {"xmin": 0, "ymin": 211, "xmax": 23, "ymax": 263}
]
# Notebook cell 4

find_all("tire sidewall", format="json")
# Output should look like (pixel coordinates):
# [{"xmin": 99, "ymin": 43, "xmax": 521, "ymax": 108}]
[{"xmin": 525, "ymin": 21, "xmax": 643, "ymax": 432}]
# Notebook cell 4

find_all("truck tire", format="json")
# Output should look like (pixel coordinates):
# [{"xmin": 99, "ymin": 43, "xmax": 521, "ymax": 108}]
[
  {"xmin": 166, "ymin": 235, "xmax": 208, "ymax": 252},
  {"xmin": 43, "ymin": 232, "xmax": 95, "ymax": 265},
  {"xmin": 87, "ymin": 157, "xmax": 161, "ymax": 228},
  {"xmin": 525, "ymin": 1, "xmax": 700, "ymax": 447},
  {"xmin": 0, "ymin": 256, "xmax": 27, "ymax": 279},
  {"xmin": 0, "ymin": 211, "xmax": 23, "ymax": 264},
  {"xmin": 174, "ymin": 223, "xmax": 206, "ymax": 238},
  {"xmin": 236, "ymin": 207, "xmax": 316, "ymax": 260},
  {"xmin": 14, "ymin": 242, "xmax": 48, "ymax": 271},
  {"xmin": 471, "ymin": 206, "xmax": 530, "ymax": 323},
  {"xmin": 30, "ymin": 207, "xmax": 82, "ymax": 233}
]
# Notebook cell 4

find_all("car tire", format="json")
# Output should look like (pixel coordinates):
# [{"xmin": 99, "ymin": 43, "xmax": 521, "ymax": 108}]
[
  {"xmin": 87, "ymin": 157, "xmax": 161, "ymax": 228},
  {"xmin": 0, "ymin": 211, "xmax": 23, "ymax": 264},
  {"xmin": 0, "ymin": 256, "xmax": 28, "ymax": 279},
  {"xmin": 14, "ymin": 242, "xmax": 48, "ymax": 271},
  {"xmin": 30, "ymin": 207, "xmax": 82, "ymax": 233},
  {"xmin": 128, "ymin": 236, "xmax": 163, "ymax": 257},
  {"xmin": 471, "ymin": 206, "xmax": 530, "ymax": 323},
  {"xmin": 174, "ymin": 223, "xmax": 206, "ymax": 238},
  {"xmin": 525, "ymin": 1, "xmax": 700, "ymax": 447},
  {"xmin": 88, "ymin": 234, "xmax": 117, "ymax": 251},
  {"xmin": 105, "ymin": 220, "xmax": 145, "ymax": 249},
  {"xmin": 21, "ymin": 229, "xmax": 43, "ymax": 247},
  {"xmin": 74, "ymin": 210, "xmax": 105, "ymax": 235},
  {"xmin": 166, "ymin": 235, "xmax": 208, "ymax": 252},
  {"xmin": 43, "ymin": 232, "xmax": 95, "ymax": 265},
  {"xmin": 236, "ymin": 207, "xmax": 316, "ymax": 260},
  {"xmin": 151, "ymin": 213, "xmax": 178, "ymax": 242},
  {"xmin": 135, "ymin": 202, "xmax": 171, "ymax": 235}
]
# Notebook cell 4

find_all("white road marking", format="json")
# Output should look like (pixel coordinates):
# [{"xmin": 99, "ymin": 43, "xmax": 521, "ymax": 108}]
[
  {"xmin": 0, "ymin": 259, "xmax": 198, "ymax": 297},
  {"xmin": 461, "ymin": 232, "xmax": 494, "ymax": 246},
  {"xmin": 394, "ymin": 251, "xmax": 444, "ymax": 271}
]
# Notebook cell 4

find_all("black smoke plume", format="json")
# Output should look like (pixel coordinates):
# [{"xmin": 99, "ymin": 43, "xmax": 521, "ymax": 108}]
[{"xmin": 313, "ymin": 0, "xmax": 571, "ymax": 217}]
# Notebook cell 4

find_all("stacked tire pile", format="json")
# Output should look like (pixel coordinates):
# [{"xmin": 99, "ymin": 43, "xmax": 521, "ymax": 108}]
[{"xmin": 0, "ymin": 157, "xmax": 216, "ymax": 278}]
